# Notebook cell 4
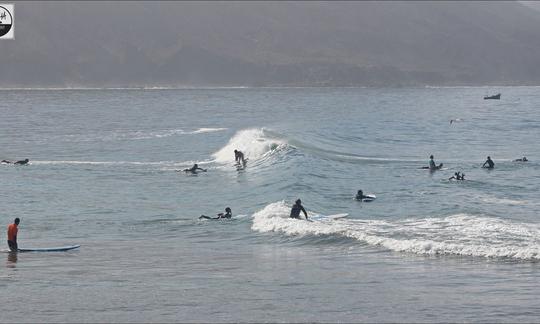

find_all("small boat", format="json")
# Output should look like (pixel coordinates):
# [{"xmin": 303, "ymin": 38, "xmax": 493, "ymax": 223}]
[{"xmin": 484, "ymin": 93, "xmax": 501, "ymax": 100}]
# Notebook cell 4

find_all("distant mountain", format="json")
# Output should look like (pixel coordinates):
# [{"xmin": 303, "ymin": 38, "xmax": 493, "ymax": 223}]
[{"xmin": 3, "ymin": 1, "xmax": 540, "ymax": 87}]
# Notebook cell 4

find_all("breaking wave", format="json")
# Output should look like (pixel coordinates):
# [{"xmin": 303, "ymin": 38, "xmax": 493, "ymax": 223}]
[
  {"xmin": 212, "ymin": 128, "xmax": 291, "ymax": 165},
  {"xmin": 252, "ymin": 201, "xmax": 540, "ymax": 260}
]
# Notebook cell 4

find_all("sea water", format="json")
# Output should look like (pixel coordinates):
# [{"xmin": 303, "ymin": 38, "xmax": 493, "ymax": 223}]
[{"xmin": 0, "ymin": 87, "xmax": 539, "ymax": 322}]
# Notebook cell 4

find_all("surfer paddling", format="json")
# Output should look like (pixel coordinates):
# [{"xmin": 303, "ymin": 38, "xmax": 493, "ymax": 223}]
[
  {"xmin": 1, "ymin": 158, "xmax": 29, "ymax": 165},
  {"xmin": 290, "ymin": 199, "xmax": 308, "ymax": 220},
  {"xmin": 7, "ymin": 218, "xmax": 20, "ymax": 252},
  {"xmin": 182, "ymin": 164, "xmax": 206, "ymax": 173},
  {"xmin": 514, "ymin": 156, "xmax": 528, "ymax": 162},
  {"xmin": 199, "ymin": 207, "xmax": 232, "ymax": 220},
  {"xmin": 448, "ymin": 172, "xmax": 465, "ymax": 181}
]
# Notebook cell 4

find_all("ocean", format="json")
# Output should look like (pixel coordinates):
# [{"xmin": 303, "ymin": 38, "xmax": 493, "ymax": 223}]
[{"xmin": 0, "ymin": 87, "xmax": 539, "ymax": 322}]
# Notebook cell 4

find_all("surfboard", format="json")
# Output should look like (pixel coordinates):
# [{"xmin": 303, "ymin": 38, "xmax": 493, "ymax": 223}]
[
  {"xmin": 17, "ymin": 245, "xmax": 80, "ymax": 252},
  {"xmin": 310, "ymin": 213, "xmax": 348, "ymax": 221},
  {"xmin": 362, "ymin": 194, "xmax": 376, "ymax": 202}
]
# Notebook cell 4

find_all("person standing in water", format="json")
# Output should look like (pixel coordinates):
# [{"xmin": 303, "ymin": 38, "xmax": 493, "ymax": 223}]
[
  {"xmin": 7, "ymin": 218, "xmax": 20, "ymax": 252},
  {"xmin": 482, "ymin": 156, "xmax": 495, "ymax": 169},
  {"xmin": 290, "ymin": 199, "xmax": 308, "ymax": 220}
]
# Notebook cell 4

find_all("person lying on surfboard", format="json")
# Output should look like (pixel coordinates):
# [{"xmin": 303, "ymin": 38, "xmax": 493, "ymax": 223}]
[
  {"xmin": 290, "ymin": 199, "xmax": 308, "ymax": 220},
  {"xmin": 2, "ymin": 158, "xmax": 29, "ymax": 165},
  {"xmin": 183, "ymin": 163, "xmax": 206, "ymax": 173},
  {"xmin": 420, "ymin": 155, "xmax": 443, "ymax": 170},
  {"xmin": 514, "ymin": 156, "xmax": 528, "ymax": 162},
  {"xmin": 448, "ymin": 172, "xmax": 465, "ymax": 181},
  {"xmin": 7, "ymin": 218, "xmax": 20, "ymax": 252},
  {"xmin": 199, "ymin": 207, "xmax": 232, "ymax": 220}
]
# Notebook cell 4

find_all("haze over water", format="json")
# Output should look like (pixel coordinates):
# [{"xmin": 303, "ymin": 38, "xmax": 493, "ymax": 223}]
[{"xmin": 1, "ymin": 87, "xmax": 539, "ymax": 322}]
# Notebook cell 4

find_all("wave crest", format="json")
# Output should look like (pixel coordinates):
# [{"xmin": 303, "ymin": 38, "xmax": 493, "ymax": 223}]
[
  {"xmin": 252, "ymin": 202, "xmax": 540, "ymax": 260},
  {"xmin": 212, "ymin": 128, "xmax": 289, "ymax": 164}
]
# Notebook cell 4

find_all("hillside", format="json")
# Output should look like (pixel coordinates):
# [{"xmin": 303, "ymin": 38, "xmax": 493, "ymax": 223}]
[{"xmin": 3, "ymin": 1, "xmax": 540, "ymax": 87}]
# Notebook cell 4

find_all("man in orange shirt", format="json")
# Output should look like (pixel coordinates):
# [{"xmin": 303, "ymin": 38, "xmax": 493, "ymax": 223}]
[{"xmin": 7, "ymin": 218, "xmax": 20, "ymax": 252}]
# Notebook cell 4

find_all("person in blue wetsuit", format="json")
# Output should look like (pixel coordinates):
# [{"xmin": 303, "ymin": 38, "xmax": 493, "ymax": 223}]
[
  {"xmin": 482, "ymin": 156, "xmax": 494, "ymax": 169},
  {"xmin": 290, "ymin": 199, "xmax": 308, "ymax": 220}
]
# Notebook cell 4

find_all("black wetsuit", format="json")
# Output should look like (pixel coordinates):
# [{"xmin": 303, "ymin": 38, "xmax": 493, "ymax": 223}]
[
  {"xmin": 199, "ymin": 212, "xmax": 231, "ymax": 220},
  {"xmin": 290, "ymin": 204, "xmax": 307, "ymax": 219},
  {"xmin": 7, "ymin": 240, "xmax": 17, "ymax": 252},
  {"xmin": 483, "ymin": 159, "xmax": 494, "ymax": 169}
]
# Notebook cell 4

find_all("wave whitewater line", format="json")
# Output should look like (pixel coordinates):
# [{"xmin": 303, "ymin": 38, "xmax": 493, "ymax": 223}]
[{"xmin": 252, "ymin": 201, "xmax": 540, "ymax": 261}]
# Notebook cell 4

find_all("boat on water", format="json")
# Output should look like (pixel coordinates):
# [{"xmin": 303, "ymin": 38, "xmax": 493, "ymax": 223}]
[{"xmin": 484, "ymin": 93, "xmax": 501, "ymax": 100}]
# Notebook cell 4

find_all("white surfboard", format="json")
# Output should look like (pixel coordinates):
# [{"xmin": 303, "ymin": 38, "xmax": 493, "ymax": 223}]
[
  {"xmin": 362, "ymin": 194, "xmax": 376, "ymax": 202},
  {"xmin": 310, "ymin": 213, "xmax": 348, "ymax": 221}
]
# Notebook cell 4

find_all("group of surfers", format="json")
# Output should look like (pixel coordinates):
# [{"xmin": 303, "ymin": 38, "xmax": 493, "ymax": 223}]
[
  {"xmin": 181, "ymin": 149, "xmax": 247, "ymax": 174},
  {"xmin": 5, "ymin": 150, "xmax": 532, "ymax": 249},
  {"xmin": 423, "ymin": 154, "xmax": 528, "ymax": 181}
]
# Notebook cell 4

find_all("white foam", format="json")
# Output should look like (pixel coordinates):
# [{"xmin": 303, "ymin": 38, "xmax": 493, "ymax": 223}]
[
  {"xmin": 252, "ymin": 202, "xmax": 540, "ymax": 260},
  {"xmin": 479, "ymin": 195, "xmax": 528, "ymax": 206},
  {"xmin": 212, "ymin": 128, "xmax": 287, "ymax": 164},
  {"xmin": 190, "ymin": 128, "xmax": 228, "ymax": 134},
  {"xmin": 32, "ymin": 159, "xmax": 213, "ymax": 167},
  {"xmin": 58, "ymin": 127, "xmax": 227, "ymax": 142}
]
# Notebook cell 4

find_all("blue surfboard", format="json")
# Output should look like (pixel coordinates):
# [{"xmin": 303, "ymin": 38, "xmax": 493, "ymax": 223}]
[{"xmin": 17, "ymin": 245, "xmax": 80, "ymax": 252}]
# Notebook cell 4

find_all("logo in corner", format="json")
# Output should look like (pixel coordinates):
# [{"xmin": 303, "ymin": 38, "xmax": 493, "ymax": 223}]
[{"xmin": 0, "ymin": 4, "xmax": 13, "ymax": 39}]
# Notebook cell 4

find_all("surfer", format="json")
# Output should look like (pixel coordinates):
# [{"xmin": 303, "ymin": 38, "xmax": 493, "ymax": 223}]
[
  {"xmin": 183, "ymin": 164, "xmax": 206, "ymax": 173},
  {"xmin": 514, "ymin": 156, "xmax": 528, "ymax": 162},
  {"xmin": 199, "ymin": 207, "xmax": 232, "ymax": 220},
  {"xmin": 449, "ymin": 172, "xmax": 465, "ymax": 180},
  {"xmin": 482, "ymin": 156, "xmax": 494, "ymax": 169},
  {"xmin": 420, "ymin": 155, "xmax": 442, "ymax": 170},
  {"xmin": 1, "ymin": 158, "xmax": 29, "ymax": 165},
  {"xmin": 234, "ymin": 149, "xmax": 246, "ymax": 166},
  {"xmin": 355, "ymin": 190, "xmax": 369, "ymax": 201},
  {"xmin": 7, "ymin": 218, "xmax": 20, "ymax": 252},
  {"xmin": 290, "ymin": 199, "xmax": 308, "ymax": 220}
]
